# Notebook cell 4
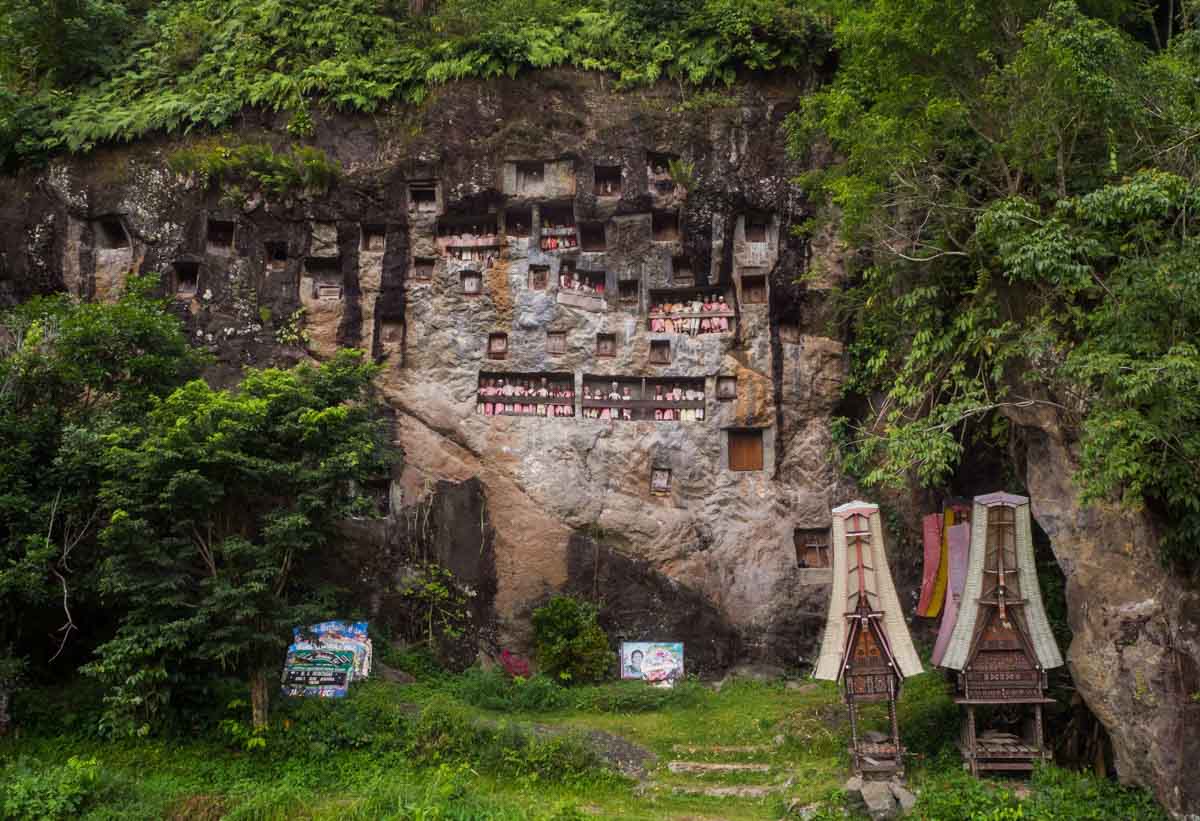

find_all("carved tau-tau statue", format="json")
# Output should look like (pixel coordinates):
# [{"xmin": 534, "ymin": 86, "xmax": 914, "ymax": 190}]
[
  {"xmin": 938, "ymin": 492, "xmax": 1063, "ymax": 777},
  {"xmin": 814, "ymin": 501, "xmax": 923, "ymax": 777}
]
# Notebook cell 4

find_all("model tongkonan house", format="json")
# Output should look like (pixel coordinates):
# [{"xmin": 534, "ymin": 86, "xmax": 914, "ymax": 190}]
[
  {"xmin": 938, "ymin": 492, "xmax": 1064, "ymax": 776},
  {"xmin": 814, "ymin": 501, "xmax": 923, "ymax": 777}
]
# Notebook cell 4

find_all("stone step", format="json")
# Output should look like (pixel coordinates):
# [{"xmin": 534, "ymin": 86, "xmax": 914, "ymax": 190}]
[
  {"xmin": 671, "ymin": 744, "xmax": 774, "ymax": 755},
  {"xmin": 667, "ymin": 761, "xmax": 772, "ymax": 775},
  {"xmin": 669, "ymin": 783, "xmax": 787, "ymax": 798}
]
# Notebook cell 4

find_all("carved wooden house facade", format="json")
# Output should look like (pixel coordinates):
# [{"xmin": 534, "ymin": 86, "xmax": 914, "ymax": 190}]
[
  {"xmin": 814, "ymin": 502, "xmax": 923, "ymax": 776},
  {"xmin": 939, "ymin": 492, "xmax": 1064, "ymax": 775}
]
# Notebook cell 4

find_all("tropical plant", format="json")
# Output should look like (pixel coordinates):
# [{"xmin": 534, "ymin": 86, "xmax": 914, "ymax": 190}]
[
  {"xmin": 82, "ymin": 350, "xmax": 393, "ymax": 732},
  {"xmin": 531, "ymin": 596, "xmax": 612, "ymax": 684}
]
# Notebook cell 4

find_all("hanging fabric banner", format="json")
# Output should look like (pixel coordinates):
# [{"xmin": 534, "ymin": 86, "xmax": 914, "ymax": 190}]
[
  {"xmin": 931, "ymin": 522, "xmax": 971, "ymax": 666},
  {"xmin": 916, "ymin": 513, "xmax": 944, "ymax": 616}
]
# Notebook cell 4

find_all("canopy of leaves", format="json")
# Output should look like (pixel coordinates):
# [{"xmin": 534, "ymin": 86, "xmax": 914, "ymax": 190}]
[
  {"xmin": 0, "ymin": 0, "xmax": 832, "ymax": 167},
  {"xmin": 795, "ymin": 0, "xmax": 1200, "ymax": 569},
  {"xmin": 0, "ymin": 275, "xmax": 205, "ymax": 681},
  {"xmin": 83, "ymin": 350, "xmax": 392, "ymax": 733}
]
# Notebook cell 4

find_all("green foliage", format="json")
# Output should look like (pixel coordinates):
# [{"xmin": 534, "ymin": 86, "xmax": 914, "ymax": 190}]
[
  {"xmin": 0, "ymin": 0, "xmax": 832, "ymax": 164},
  {"xmin": 0, "ymin": 275, "xmax": 204, "ymax": 725},
  {"xmin": 82, "ymin": 350, "xmax": 393, "ymax": 733},
  {"xmin": 456, "ymin": 667, "xmax": 571, "ymax": 711},
  {"xmin": 406, "ymin": 696, "xmax": 603, "ymax": 781},
  {"xmin": 168, "ymin": 141, "xmax": 341, "ymax": 197},
  {"xmin": 269, "ymin": 679, "xmax": 412, "ymax": 756},
  {"xmin": 894, "ymin": 671, "xmax": 960, "ymax": 760},
  {"xmin": 0, "ymin": 756, "xmax": 104, "ymax": 820},
  {"xmin": 397, "ymin": 563, "xmax": 474, "ymax": 648},
  {"xmin": 455, "ymin": 666, "xmax": 708, "ymax": 714},
  {"xmin": 794, "ymin": 0, "xmax": 1200, "ymax": 566},
  {"xmin": 530, "ymin": 596, "xmax": 612, "ymax": 685},
  {"xmin": 912, "ymin": 763, "xmax": 1167, "ymax": 820}
]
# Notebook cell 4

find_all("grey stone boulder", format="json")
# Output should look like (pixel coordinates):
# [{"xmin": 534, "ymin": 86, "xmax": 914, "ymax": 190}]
[
  {"xmin": 889, "ymin": 781, "xmax": 917, "ymax": 816},
  {"xmin": 844, "ymin": 776, "xmax": 900, "ymax": 821}
]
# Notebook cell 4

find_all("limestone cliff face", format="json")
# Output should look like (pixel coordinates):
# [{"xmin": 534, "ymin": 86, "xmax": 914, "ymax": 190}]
[
  {"xmin": 0, "ymin": 71, "xmax": 852, "ymax": 675},
  {"xmin": 1008, "ymin": 408, "xmax": 1200, "ymax": 818},
  {"xmin": 1, "ymin": 69, "xmax": 1196, "ymax": 816}
]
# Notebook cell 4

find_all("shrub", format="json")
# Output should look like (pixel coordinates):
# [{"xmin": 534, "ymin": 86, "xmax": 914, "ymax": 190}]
[
  {"xmin": 455, "ymin": 667, "xmax": 570, "ymax": 712},
  {"xmin": 1024, "ymin": 764, "xmax": 1166, "ymax": 820},
  {"xmin": 0, "ymin": 756, "xmax": 104, "ymax": 820},
  {"xmin": 269, "ymin": 680, "xmax": 410, "ymax": 756},
  {"xmin": 531, "ymin": 596, "xmax": 612, "ymax": 685},
  {"xmin": 406, "ymin": 696, "xmax": 602, "ymax": 781},
  {"xmin": 575, "ymin": 679, "xmax": 706, "ymax": 713}
]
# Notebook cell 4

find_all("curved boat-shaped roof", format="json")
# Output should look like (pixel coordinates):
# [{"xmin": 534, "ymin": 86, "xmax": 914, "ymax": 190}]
[
  {"xmin": 939, "ymin": 492, "xmax": 1064, "ymax": 672},
  {"xmin": 814, "ymin": 501, "xmax": 923, "ymax": 681}
]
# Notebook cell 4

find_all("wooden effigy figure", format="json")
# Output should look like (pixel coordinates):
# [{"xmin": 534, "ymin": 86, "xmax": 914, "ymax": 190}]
[
  {"xmin": 939, "ymin": 492, "xmax": 1064, "ymax": 776},
  {"xmin": 814, "ymin": 502, "xmax": 923, "ymax": 777}
]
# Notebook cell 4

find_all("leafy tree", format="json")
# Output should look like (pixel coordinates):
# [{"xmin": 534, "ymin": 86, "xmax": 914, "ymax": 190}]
[
  {"xmin": 794, "ymin": 0, "xmax": 1200, "ymax": 567},
  {"xmin": 0, "ymin": 276, "xmax": 204, "ymax": 732},
  {"xmin": 84, "ymin": 351, "xmax": 392, "ymax": 732}
]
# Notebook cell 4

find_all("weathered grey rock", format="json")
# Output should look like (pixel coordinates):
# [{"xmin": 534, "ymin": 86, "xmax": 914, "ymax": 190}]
[
  {"xmin": 1004, "ymin": 404, "xmax": 1200, "ymax": 816},
  {"xmin": 863, "ymin": 730, "xmax": 888, "ymax": 743},
  {"xmin": 889, "ymin": 782, "xmax": 917, "ymax": 816},
  {"xmin": 667, "ymin": 761, "xmax": 771, "ymax": 774},
  {"xmin": 860, "ymin": 781, "xmax": 898, "ymax": 821},
  {"xmin": 784, "ymin": 799, "xmax": 819, "ymax": 820},
  {"xmin": 844, "ymin": 777, "xmax": 899, "ymax": 821},
  {"xmin": 723, "ymin": 663, "xmax": 788, "ymax": 683},
  {"xmin": 785, "ymin": 680, "xmax": 819, "ymax": 693}
]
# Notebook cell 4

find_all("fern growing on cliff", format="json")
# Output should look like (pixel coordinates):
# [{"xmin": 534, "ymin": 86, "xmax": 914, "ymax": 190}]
[{"xmin": 0, "ymin": 0, "xmax": 832, "ymax": 166}]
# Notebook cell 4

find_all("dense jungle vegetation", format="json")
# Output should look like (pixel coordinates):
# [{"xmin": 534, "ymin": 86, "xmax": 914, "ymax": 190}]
[
  {"xmin": 2, "ymin": 0, "xmax": 1198, "ymax": 572},
  {"xmin": 1, "ymin": 0, "xmax": 1198, "ymax": 818}
]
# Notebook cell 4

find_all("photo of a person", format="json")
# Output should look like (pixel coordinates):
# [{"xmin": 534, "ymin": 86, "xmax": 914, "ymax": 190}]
[{"xmin": 620, "ymin": 642, "xmax": 684, "ymax": 683}]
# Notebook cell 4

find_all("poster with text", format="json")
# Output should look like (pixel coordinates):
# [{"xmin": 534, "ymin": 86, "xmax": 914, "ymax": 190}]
[
  {"xmin": 620, "ymin": 642, "xmax": 684, "ymax": 685},
  {"xmin": 281, "ymin": 620, "xmax": 373, "ymax": 698}
]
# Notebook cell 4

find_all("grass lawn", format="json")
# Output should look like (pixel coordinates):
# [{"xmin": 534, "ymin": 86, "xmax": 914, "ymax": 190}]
[{"xmin": 0, "ymin": 669, "xmax": 1168, "ymax": 820}]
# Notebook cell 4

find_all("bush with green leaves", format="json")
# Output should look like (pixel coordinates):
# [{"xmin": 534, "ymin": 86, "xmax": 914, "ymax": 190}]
[
  {"xmin": 911, "ymin": 763, "xmax": 1167, "ymax": 820},
  {"xmin": 406, "ymin": 696, "xmax": 603, "ymax": 781},
  {"xmin": 455, "ymin": 667, "xmax": 571, "ymax": 712},
  {"xmin": 531, "ymin": 596, "xmax": 612, "ymax": 685},
  {"xmin": 0, "ymin": 756, "xmax": 104, "ymax": 821}
]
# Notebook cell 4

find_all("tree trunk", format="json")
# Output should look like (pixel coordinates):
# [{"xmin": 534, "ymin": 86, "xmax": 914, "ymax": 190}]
[
  {"xmin": 0, "ymin": 686, "xmax": 10, "ymax": 736},
  {"xmin": 250, "ymin": 667, "xmax": 270, "ymax": 731}
]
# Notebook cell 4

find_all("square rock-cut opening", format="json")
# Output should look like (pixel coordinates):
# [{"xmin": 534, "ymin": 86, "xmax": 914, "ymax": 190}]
[
  {"xmin": 96, "ymin": 218, "xmax": 128, "ymax": 250},
  {"xmin": 594, "ymin": 165, "xmax": 622, "ymax": 197},
  {"xmin": 652, "ymin": 211, "xmax": 680, "ymax": 242}
]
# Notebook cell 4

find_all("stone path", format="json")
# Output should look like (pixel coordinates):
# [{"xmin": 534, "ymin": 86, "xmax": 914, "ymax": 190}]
[{"xmin": 647, "ymin": 739, "xmax": 797, "ymax": 804}]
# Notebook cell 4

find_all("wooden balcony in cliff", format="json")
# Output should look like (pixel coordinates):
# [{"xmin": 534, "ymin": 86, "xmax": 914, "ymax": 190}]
[
  {"xmin": 648, "ymin": 286, "xmax": 736, "ymax": 335},
  {"xmin": 581, "ymin": 376, "xmax": 705, "ymax": 422},
  {"xmin": 557, "ymin": 268, "xmax": 608, "ymax": 312},
  {"xmin": 437, "ymin": 215, "xmax": 500, "ymax": 263}
]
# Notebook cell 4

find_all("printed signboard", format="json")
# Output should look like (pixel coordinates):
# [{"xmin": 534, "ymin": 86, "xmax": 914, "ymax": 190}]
[
  {"xmin": 281, "ymin": 620, "xmax": 372, "ymax": 698},
  {"xmin": 620, "ymin": 642, "xmax": 684, "ymax": 686}
]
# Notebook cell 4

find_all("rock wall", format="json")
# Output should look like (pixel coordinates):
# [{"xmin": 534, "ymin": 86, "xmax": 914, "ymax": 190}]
[
  {"xmin": 1008, "ymin": 408, "xmax": 1200, "ymax": 818},
  {"xmin": 0, "ymin": 71, "xmax": 852, "ymax": 671},
  {"xmin": 2, "ymin": 68, "xmax": 1197, "ymax": 816}
]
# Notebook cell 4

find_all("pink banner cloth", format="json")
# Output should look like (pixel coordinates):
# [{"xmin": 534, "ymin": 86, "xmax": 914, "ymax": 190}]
[
  {"xmin": 932, "ymin": 522, "xmax": 971, "ymax": 666},
  {"xmin": 915, "ymin": 513, "xmax": 943, "ymax": 616}
]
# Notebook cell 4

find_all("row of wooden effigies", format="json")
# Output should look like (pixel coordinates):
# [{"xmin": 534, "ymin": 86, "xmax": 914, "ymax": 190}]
[{"xmin": 813, "ymin": 494, "xmax": 1064, "ymax": 779}]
